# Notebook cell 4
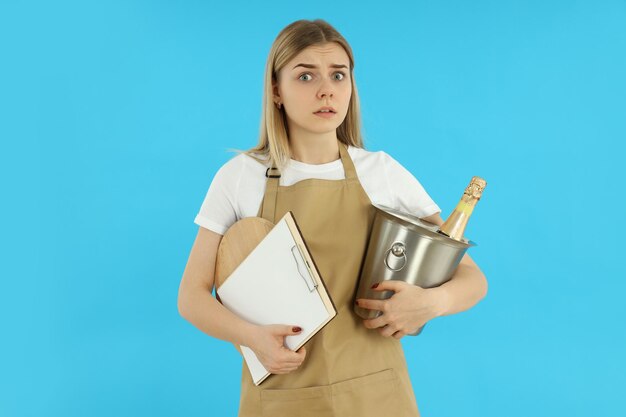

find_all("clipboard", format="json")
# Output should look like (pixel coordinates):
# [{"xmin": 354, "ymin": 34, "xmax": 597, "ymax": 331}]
[{"xmin": 216, "ymin": 211, "xmax": 337, "ymax": 385}]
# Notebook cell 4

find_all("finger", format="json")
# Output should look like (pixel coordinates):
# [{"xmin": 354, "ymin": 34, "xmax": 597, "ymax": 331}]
[
  {"xmin": 371, "ymin": 280, "xmax": 407, "ymax": 292},
  {"xmin": 277, "ymin": 359, "xmax": 303, "ymax": 373},
  {"xmin": 356, "ymin": 298, "xmax": 386, "ymax": 311},
  {"xmin": 295, "ymin": 346, "xmax": 307, "ymax": 358},
  {"xmin": 379, "ymin": 324, "xmax": 398, "ymax": 338},
  {"xmin": 282, "ymin": 348, "xmax": 305, "ymax": 365},
  {"xmin": 275, "ymin": 325, "xmax": 303, "ymax": 336},
  {"xmin": 363, "ymin": 315, "xmax": 387, "ymax": 329},
  {"xmin": 277, "ymin": 365, "xmax": 299, "ymax": 374},
  {"xmin": 281, "ymin": 347, "xmax": 306, "ymax": 364}
]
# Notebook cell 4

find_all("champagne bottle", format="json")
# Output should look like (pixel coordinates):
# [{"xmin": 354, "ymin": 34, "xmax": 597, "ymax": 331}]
[{"xmin": 437, "ymin": 176, "xmax": 487, "ymax": 241}]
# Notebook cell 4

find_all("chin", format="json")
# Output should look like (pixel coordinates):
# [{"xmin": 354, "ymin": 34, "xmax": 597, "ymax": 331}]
[
  {"xmin": 309, "ymin": 126, "xmax": 341, "ymax": 135},
  {"xmin": 289, "ymin": 115, "xmax": 345, "ymax": 134}
]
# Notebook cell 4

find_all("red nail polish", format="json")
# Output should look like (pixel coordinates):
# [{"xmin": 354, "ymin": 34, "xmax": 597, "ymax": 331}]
[
  {"xmin": 355, "ymin": 300, "xmax": 360, "ymax": 306},
  {"xmin": 371, "ymin": 283, "xmax": 379, "ymax": 289},
  {"xmin": 293, "ymin": 326, "xmax": 302, "ymax": 332}
]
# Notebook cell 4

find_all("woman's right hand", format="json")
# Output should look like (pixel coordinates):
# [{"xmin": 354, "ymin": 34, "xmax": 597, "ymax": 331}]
[{"xmin": 248, "ymin": 324, "xmax": 307, "ymax": 374}]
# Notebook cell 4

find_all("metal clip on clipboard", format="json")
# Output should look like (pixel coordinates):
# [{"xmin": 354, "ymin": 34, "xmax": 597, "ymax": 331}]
[{"xmin": 291, "ymin": 245, "xmax": 318, "ymax": 293}]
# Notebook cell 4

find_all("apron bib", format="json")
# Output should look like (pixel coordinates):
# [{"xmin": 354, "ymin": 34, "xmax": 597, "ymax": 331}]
[{"xmin": 237, "ymin": 141, "xmax": 420, "ymax": 417}]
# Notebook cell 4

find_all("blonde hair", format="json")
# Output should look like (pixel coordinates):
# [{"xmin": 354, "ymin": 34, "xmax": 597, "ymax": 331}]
[{"xmin": 235, "ymin": 19, "xmax": 365, "ymax": 172}]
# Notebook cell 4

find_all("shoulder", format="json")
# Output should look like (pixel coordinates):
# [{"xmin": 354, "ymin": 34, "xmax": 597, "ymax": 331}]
[
  {"xmin": 213, "ymin": 151, "xmax": 268, "ymax": 180},
  {"xmin": 347, "ymin": 145, "xmax": 389, "ymax": 170},
  {"xmin": 215, "ymin": 152, "xmax": 269, "ymax": 198},
  {"xmin": 348, "ymin": 145, "xmax": 409, "ymax": 179}
]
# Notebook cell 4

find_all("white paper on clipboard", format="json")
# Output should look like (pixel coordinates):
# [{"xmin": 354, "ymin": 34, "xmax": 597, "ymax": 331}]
[{"xmin": 216, "ymin": 211, "xmax": 336, "ymax": 385}]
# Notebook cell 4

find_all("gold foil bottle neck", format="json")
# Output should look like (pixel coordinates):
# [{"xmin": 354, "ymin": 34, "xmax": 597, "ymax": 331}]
[
  {"xmin": 465, "ymin": 176, "xmax": 487, "ymax": 200},
  {"xmin": 438, "ymin": 176, "xmax": 487, "ymax": 241}
]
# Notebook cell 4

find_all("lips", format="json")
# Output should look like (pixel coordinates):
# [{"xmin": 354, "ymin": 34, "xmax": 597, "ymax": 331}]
[{"xmin": 314, "ymin": 106, "xmax": 336, "ymax": 114}]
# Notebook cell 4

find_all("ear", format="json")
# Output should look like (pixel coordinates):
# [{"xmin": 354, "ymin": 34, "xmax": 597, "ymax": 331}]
[
  {"xmin": 271, "ymin": 75, "xmax": 282, "ymax": 105},
  {"xmin": 272, "ymin": 71, "xmax": 282, "ymax": 104}
]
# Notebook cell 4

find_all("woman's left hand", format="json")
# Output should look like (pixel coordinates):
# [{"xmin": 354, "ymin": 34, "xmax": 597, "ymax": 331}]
[{"xmin": 356, "ymin": 280, "xmax": 445, "ymax": 339}]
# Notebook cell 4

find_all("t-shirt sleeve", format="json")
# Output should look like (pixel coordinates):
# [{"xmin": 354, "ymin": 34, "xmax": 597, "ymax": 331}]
[
  {"xmin": 382, "ymin": 152, "xmax": 441, "ymax": 218},
  {"xmin": 193, "ymin": 156, "xmax": 243, "ymax": 235}
]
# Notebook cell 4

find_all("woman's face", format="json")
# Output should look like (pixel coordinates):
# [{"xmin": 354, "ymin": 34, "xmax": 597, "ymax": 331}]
[{"xmin": 273, "ymin": 42, "xmax": 352, "ymax": 137}]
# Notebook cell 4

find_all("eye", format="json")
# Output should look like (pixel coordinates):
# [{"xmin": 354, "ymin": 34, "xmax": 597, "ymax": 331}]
[
  {"xmin": 334, "ymin": 72, "xmax": 346, "ymax": 81},
  {"xmin": 299, "ymin": 73, "xmax": 313, "ymax": 81}
]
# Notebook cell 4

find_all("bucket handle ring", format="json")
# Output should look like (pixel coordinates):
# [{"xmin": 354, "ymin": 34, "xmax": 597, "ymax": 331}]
[{"xmin": 384, "ymin": 242, "xmax": 407, "ymax": 272}]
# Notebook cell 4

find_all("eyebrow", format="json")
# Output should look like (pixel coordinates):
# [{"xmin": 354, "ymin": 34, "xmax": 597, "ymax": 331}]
[{"xmin": 292, "ymin": 63, "xmax": 349, "ymax": 70}]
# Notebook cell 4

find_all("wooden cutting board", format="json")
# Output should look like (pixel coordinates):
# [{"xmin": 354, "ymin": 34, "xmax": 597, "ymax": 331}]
[
  {"xmin": 214, "ymin": 217, "xmax": 275, "ymax": 290},
  {"xmin": 214, "ymin": 217, "xmax": 275, "ymax": 355}
]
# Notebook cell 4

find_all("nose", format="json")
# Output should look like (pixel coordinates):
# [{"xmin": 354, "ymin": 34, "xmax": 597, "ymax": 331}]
[{"xmin": 316, "ymin": 77, "xmax": 334, "ymax": 100}]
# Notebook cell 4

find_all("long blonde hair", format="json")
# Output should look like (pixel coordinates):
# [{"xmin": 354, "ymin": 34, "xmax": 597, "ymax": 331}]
[{"xmin": 239, "ymin": 19, "xmax": 365, "ymax": 171}]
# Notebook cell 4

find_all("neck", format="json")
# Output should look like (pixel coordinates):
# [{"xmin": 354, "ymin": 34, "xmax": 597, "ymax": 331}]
[{"xmin": 289, "ymin": 131, "xmax": 341, "ymax": 165}]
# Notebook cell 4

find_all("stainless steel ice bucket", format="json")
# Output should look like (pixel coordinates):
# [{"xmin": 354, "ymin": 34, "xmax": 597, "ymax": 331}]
[{"xmin": 354, "ymin": 204, "xmax": 476, "ymax": 336}]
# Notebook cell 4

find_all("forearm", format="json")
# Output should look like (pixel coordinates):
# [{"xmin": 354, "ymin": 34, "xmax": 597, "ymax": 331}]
[
  {"xmin": 431, "ymin": 263, "xmax": 488, "ymax": 317},
  {"xmin": 179, "ymin": 288, "xmax": 257, "ymax": 348}
]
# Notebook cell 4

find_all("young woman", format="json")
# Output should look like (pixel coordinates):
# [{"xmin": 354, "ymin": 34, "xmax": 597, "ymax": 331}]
[{"xmin": 178, "ymin": 19, "xmax": 488, "ymax": 417}]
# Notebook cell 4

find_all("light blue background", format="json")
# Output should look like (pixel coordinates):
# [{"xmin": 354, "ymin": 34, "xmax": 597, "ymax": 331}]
[{"xmin": 1, "ymin": 1, "xmax": 625, "ymax": 416}]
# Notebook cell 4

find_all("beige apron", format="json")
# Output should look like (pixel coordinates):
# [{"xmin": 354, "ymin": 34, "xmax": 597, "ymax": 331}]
[{"xmin": 237, "ymin": 141, "xmax": 420, "ymax": 417}]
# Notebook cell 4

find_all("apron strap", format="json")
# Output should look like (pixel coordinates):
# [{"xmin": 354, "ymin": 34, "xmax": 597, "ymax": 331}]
[
  {"xmin": 260, "ymin": 165, "xmax": 280, "ymax": 223},
  {"xmin": 338, "ymin": 141, "xmax": 357, "ymax": 181}
]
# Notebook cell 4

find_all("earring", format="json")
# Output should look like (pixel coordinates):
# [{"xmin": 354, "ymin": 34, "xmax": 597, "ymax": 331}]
[{"xmin": 277, "ymin": 102, "xmax": 282, "ymax": 109}]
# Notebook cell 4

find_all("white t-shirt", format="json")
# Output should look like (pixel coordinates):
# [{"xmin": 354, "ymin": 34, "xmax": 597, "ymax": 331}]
[{"xmin": 194, "ymin": 145, "xmax": 441, "ymax": 235}]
